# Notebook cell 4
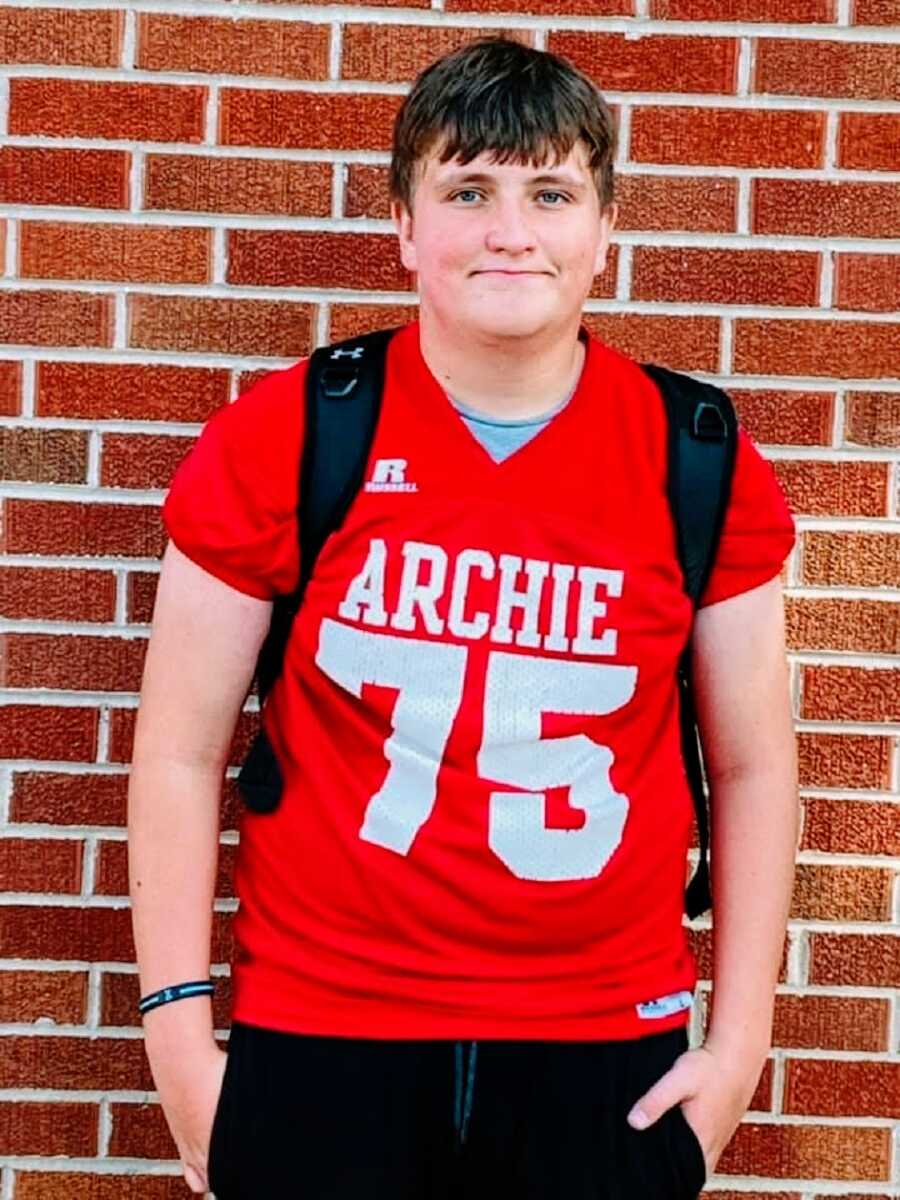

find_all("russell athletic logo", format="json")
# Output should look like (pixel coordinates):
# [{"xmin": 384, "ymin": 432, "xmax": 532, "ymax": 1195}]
[{"xmin": 365, "ymin": 458, "xmax": 418, "ymax": 494}]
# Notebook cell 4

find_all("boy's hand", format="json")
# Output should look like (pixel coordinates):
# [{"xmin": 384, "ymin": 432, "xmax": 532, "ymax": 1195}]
[
  {"xmin": 145, "ymin": 1038, "xmax": 228, "ymax": 1194},
  {"xmin": 625, "ymin": 1038, "xmax": 767, "ymax": 1179}
]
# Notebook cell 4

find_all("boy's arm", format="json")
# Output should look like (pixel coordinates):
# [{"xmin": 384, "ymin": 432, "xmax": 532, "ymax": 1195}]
[
  {"xmin": 625, "ymin": 575, "xmax": 798, "ymax": 1176},
  {"xmin": 128, "ymin": 540, "xmax": 272, "ymax": 1192},
  {"xmin": 689, "ymin": 573, "xmax": 800, "ymax": 1067}
]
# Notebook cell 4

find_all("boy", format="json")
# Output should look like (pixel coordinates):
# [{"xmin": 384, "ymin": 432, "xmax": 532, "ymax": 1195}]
[{"xmin": 129, "ymin": 38, "xmax": 798, "ymax": 1199}]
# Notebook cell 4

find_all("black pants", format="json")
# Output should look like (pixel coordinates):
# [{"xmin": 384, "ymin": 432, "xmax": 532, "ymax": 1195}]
[{"xmin": 208, "ymin": 1021, "xmax": 707, "ymax": 1199}]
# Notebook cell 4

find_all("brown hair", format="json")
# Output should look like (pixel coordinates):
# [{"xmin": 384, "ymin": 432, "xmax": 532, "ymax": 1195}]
[{"xmin": 389, "ymin": 37, "xmax": 617, "ymax": 213}]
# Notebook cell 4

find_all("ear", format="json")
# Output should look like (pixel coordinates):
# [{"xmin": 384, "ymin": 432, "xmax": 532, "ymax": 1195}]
[
  {"xmin": 391, "ymin": 198, "xmax": 418, "ymax": 273},
  {"xmin": 593, "ymin": 201, "xmax": 618, "ymax": 275}
]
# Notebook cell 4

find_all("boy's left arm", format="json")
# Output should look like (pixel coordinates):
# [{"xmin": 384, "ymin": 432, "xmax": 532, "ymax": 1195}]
[{"xmin": 627, "ymin": 574, "xmax": 800, "ymax": 1175}]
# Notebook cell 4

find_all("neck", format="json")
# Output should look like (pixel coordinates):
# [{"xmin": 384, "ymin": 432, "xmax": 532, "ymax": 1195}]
[{"xmin": 418, "ymin": 311, "xmax": 586, "ymax": 421}]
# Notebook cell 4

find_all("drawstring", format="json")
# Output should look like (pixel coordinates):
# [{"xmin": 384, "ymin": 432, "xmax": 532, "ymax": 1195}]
[{"xmin": 453, "ymin": 1040, "xmax": 478, "ymax": 1145}]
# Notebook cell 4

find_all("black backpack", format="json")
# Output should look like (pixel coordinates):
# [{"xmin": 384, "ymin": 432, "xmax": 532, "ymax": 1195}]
[{"xmin": 236, "ymin": 327, "xmax": 738, "ymax": 920}]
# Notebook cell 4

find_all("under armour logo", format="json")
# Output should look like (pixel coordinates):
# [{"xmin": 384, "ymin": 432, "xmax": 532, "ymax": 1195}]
[{"xmin": 331, "ymin": 346, "xmax": 364, "ymax": 360}]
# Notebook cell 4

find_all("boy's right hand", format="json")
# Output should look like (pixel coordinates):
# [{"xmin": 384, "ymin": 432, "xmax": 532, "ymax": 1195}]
[{"xmin": 145, "ymin": 1036, "xmax": 228, "ymax": 1194}]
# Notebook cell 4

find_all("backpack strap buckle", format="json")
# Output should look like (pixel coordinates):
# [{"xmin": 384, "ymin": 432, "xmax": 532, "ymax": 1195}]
[
  {"xmin": 692, "ymin": 400, "xmax": 728, "ymax": 442},
  {"xmin": 320, "ymin": 366, "xmax": 360, "ymax": 399}
]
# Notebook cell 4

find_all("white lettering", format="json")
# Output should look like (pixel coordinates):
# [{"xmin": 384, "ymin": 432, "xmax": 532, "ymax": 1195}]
[
  {"xmin": 573, "ymin": 567, "xmax": 623, "ymax": 656},
  {"xmin": 338, "ymin": 538, "xmax": 388, "ymax": 626},
  {"xmin": 390, "ymin": 542, "xmax": 447, "ymax": 635},
  {"xmin": 448, "ymin": 549, "xmax": 495, "ymax": 640}
]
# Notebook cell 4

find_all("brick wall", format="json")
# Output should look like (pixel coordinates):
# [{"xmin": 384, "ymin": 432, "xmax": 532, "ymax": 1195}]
[{"xmin": 0, "ymin": 1, "xmax": 898, "ymax": 1196}]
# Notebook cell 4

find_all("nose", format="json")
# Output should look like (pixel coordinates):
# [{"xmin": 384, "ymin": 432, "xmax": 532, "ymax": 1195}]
[{"xmin": 484, "ymin": 197, "xmax": 537, "ymax": 256}]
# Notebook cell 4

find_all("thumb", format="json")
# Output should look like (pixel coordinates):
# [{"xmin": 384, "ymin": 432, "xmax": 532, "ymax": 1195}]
[{"xmin": 627, "ymin": 1065, "xmax": 687, "ymax": 1131}]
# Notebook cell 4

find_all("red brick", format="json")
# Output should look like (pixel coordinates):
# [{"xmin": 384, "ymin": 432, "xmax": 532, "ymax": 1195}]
[
  {"xmin": 37, "ymin": 361, "xmax": 230, "ymax": 422},
  {"xmin": 0, "ymin": 1101, "xmax": 97, "ymax": 1157},
  {"xmin": 772, "ymin": 992, "xmax": 890, "ymax": 1052},
  {"xmin": 753, "ymin": 179, "xmax": 897, "ymax": 238},
  {"xmin": 129, "ymin": 294, "xmax": 314, "ymax": 358},
  {"xmin": 328, "ymin": 303, "xmax": 418, "ymax": 343},
  {"xmin": 95, "ymin": 839, "xmax": 236, "ymax": 898},
  {"xmin": 446, "ymin": 0, "xmax": 628, "ymax": 10},
  {"xmin": 100, "ymin": 433, "xmax": 195, "ymax": 490},
  {"xmin": 786, "ymin": 598, "xmax": 899, "ymax": 655},
  {"xmin": 0, "ymin": 968, "xmax": 88, "ymax": 1025},
  {"xmin": 1, "ymin": 498, "xmax": 164, "ymax": 557},
  {"xmin": 632, "ymin": 247, "xmax": 819, "ymax": 307},
  {"xmin": 0, "ymin": 904, "xmax": 133, "ymax": 962},
  {"xmin": 0, "ymin": 427, "xmax": 88, "ymax": 484},
  {"xmin": 228, "ymin": 230, "xmax": 408, "ymax": 291},
  {"xmin": 138, "ymin": 14, "xmax": 329, "ymax": 79},
  {"xmin": 145, "ymin": 153, "xmax": 331, "ymax": 217},
  {"xmin": 731, "ymin": 390, "xmax": 833, "ymax": 446},
  {"xmin": 840, "ymin": 112, "xmax": 900, "ymax": 170},
  {"xmin": 0, "ymin": 290, "xmax": 113, "ymax": 348},
  {"xmin": 755, "ymin": 40, "xmax": 898, "ymax": 101},
  {"xmin": 787, "ymin": 1060, "xmax": 900, "ymax": 1113},
  {"xmin": 0, "ymin": 1033, "xmax": 152, "ymax": 1090},
  {"xmin": 803, "ymin": 666, "xmax": 899, "ymax": 724},
  {"xmin": 108, "ymin": 1101, "xmax": 176, "ymax": 1159},
  {"xmin": 835, "ymin": 254, "xmax": 900, "ymax": 315},
  {"xmin": 0, "ymin": 706, "xmax": 97, "ymax": 762},
  {"xmin": 0, "ymin": 7, "xmax": 122, "ymax": 66},
  {"xmin": 653, "ymin": 0, "xmax": 833, "ymax": 14},
  {"xmin": 853, "ymin": 0, "xmax": 896, "ymax": 24},
  {"xmin": 21, "ymin": 221, "xmax": 211, "ymax": 286},
  {"xmin": 791, "ymin": 863, "xmax": 894, "ymax": 922},
  {"xmin": 802, "ymin": 531, "xmax": 900, "ymax": 589},
  {"xmin": 3, "ymin": 633, "xmax": 147, "ymax": 692},
  {"xmin": 810, "ymin": 933, "xmax": 900, "ymax": 988},
  {"xmin": 0, "ymin": 838, "xmax": 83, "ymax": 894},
  {"xmin": 773, "ymin": 460, "xmax": 888, "ymax": 518},
  {"xmin": 735, "ymin": 319, "xmax": 900, "ymax": 380},
  {"xmin": 0, "ymin": 360, "xmax": 21, "ymax": 414},
  {"xmin": 615, "ymin": 174, "xmax": 737, "ymax": 233},
  {"xmin": 0, "ymin": 146, "xmax": 129, "ymax": 209},
  {"xmin": 108, "ymin": 706, "xmax": 259, "ymax": 769},
  {"xmin": 583, "ymin": 314, "xmax": 720, "ymax": 373},
  {"xmin": 715, "ymin": 1120, "xmax": 889, "ymax": 1182},
  {"xmin": 802, "ymin": 797, "xmax": 900, "ymax": 858},
  {"xmin": 3, "ymin": 573, "xmax": 74, "ymax": 639},
  {"xmin": 15, "ymin": 1175, "xmax": 189, "ymax": 1200},
  {"xmin": 550, "ymin": 32, "xmax": 738, "ymax": 93},
  {"xmin": 127, "ymin": 571, "xmax": 159, "ymax": 624},
  {"xmin": 797, "ymin": 733, "xmax": 892, "ymax": 790},
  {"xmin": 844, "ymin": 392, "xmax": 900, "ymax": 448},
  {"xmin": 220, "ymin": 88, "xmax": 401, "ymax": 151},
  {"xmin": 9, "ymin": 771, "xmax": 128, "ymax": 827},
  {"xmin": 631, "ymin": 108, "xmax": 825, "ymax": 169},
  {"xmin": 102, "ymin": 969, "xmax": 232, "ymax": 1029},
  {"xmin": 10, "ymin": 78, "xmax": 206, "ymax": 143},
  {"xmin": 345, "ymin": 164, "xmax": 391, "ymax": 219},
  {"xmin": 342, "ymin": 25, "xmax": 516, "ymax": 83}
]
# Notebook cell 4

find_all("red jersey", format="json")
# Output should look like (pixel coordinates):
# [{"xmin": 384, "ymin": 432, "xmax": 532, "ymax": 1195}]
[{"xmin": 163, "ymin": 322, "xmax": 795, "ymax": 1040}]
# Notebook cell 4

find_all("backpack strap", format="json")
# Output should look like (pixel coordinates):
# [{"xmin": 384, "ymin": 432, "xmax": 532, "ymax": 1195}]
[
  {"xmin": 641, "ymin": 363, "xmax": 739, "ymax": 919},
  {"xmin": 238, "ymin": 327, "xmax": 397, "ymax": 813}
]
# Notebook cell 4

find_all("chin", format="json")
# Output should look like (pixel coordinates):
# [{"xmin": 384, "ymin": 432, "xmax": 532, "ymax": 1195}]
[{"xmin": 461, "ymin": 299, "xmax": 562, "ymax": 342}]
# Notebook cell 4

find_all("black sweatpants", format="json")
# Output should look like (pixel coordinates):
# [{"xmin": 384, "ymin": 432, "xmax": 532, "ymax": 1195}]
[{"xmin": 207, "ymin": 1020, "xmax": 707, "ymax": 1199}]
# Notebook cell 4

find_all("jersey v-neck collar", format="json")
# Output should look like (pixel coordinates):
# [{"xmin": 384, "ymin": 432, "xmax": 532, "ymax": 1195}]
[{"xmin": 391, "ymin": 321, "xmax": 598, "ymax": 474}]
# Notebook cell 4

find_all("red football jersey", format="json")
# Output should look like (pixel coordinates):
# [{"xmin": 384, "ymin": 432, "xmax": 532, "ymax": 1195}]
[{"xmin": 163, "ymin": 322, "xmax": 795, "ymax": 1040}]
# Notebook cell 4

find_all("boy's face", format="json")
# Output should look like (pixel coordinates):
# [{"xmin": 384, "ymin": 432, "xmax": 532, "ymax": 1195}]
[{"xmin": 392, "ymin": 140, "xmax": 616, "ymax": 343}]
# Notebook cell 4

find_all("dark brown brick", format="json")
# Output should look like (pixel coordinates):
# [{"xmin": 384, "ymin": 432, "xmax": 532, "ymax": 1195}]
[
  {"xmin": 37, "ymin": 361, "xmax": 230, "ymax": 422},
  {"xmin": 0, "ymin": 427, "xmax": 88, "ymax": 484}
]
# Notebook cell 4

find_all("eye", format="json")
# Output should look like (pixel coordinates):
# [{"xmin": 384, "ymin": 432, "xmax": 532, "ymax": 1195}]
[
  {"xmin": 449, "ymin": 189, "xmax": 483, "ymax": 204},
  {"xmin": 537, "ymin": 190, "xmax": 571, "ymax": 206}
]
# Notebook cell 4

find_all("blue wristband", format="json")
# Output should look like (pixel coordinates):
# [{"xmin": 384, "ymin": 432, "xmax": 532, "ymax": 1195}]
[{"xmin": 138, "ymin": 980, "xmax": 214, "ymax": 1016}]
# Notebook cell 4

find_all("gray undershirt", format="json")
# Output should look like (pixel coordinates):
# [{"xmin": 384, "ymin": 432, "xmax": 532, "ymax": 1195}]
[{"xmin": 448, "ymin": 386, "xmax": 575, "ymax": 463}]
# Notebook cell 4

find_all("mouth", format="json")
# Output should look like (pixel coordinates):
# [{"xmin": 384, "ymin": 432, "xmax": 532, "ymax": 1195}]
[{"xmin": 471, "ymin": 270, "xmax": 550, "ymax": 277}]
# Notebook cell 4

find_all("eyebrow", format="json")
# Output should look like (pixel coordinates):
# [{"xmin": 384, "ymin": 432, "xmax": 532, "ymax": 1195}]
[{"xmin": 436, "ymin": 170, "xmax": 588, "ymax": 192}]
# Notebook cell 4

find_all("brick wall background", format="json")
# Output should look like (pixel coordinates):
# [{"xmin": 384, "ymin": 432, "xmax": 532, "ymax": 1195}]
[{"xmin": 0, "ymin": 1, "xmax": 898, "ymax": 1196}]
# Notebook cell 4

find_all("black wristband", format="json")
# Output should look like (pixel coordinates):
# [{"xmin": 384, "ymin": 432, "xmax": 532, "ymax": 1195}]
[{"xmin": 138, "ymin": 980, "xmax": 215, "ymax": 1016}]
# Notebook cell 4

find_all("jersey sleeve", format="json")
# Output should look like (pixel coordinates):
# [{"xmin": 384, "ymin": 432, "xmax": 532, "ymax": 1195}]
[
  {"xmin": 698, "ymin": 427, "xmax": 796, "ymax": 608},
  {"xmin": 162, "ymin": 362, "xmax": 307, "ymax": 600}
]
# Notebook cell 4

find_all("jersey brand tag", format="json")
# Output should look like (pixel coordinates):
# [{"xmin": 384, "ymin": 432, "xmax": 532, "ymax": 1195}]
[
  {"xmin": 635, "ymin": 990, "xmax": 694, "ymax": 1019},
  {"xmin": 364, "ymin": 458, "xmax": 419, "ymax": 494}
]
